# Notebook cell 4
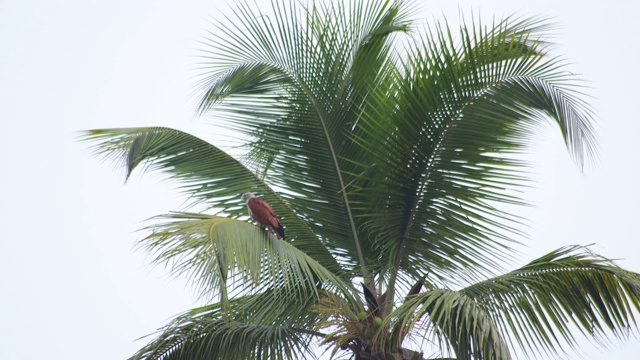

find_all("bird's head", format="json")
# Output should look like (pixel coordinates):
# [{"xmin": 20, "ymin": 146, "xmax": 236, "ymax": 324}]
[{"xmin": 240, "ymin": 192, "xmax": 255, "ymax": 202}]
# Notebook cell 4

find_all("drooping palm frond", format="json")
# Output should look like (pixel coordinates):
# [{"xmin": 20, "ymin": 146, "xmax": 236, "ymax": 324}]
[
  {"xmin": 460, "ymin": 245, "xmax": 640, "ymax": 358},
  {"xmin": 81, "ymin": 127, "xmax": 342, "ymax": 274},
  {"xmin": 387, "ymin": 288, "xmax": 511, "ymax": 360},
  {"xmin": 130, "ymin": 293, "xmax": 325, "ymax": 360},
  {"xmin": 138, "ymin": 212, "xmax": 356, "ymax": 304},
  {"xmin": 379, "ymin": 247, "xmax": 640, "ymax": 360}
]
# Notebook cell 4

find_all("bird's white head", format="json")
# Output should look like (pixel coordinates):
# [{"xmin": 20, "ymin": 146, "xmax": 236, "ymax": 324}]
[{"xmin": 241, "ymin": 192, "xmax": 256, "ymax": 202}]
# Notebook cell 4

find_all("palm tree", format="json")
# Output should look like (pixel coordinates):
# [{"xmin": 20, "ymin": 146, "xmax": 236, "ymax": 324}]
[{"xmin": 82, "ymin": 0, "xmax": 640, "ymax": 359}]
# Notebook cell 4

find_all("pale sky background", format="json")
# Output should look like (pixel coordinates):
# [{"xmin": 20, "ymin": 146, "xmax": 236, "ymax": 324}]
[{"xmin": 1, "ymin": 0, "xmax": 639, "ymax": 359}]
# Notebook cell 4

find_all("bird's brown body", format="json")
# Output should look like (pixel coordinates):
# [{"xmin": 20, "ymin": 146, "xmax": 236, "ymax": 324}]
[{"xmin": 241, "ymin": 192, "xmax": 285, "ymax": 239}]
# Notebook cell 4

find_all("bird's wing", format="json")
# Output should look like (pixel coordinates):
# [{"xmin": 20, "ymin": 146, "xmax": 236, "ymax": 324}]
[{"xmin": 248, "ymin": 197, "xmax": 279, "ymax": 228}]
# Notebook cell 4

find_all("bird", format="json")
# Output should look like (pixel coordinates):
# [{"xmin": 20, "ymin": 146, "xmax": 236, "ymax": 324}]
[{"xmin": 240, "ymin": 192, "xmax": 285, "ymax": 240}]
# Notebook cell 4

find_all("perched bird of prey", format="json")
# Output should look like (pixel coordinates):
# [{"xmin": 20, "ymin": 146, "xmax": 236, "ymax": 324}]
[{"xmin": 241, "ymin": 192, "xmax": 285, "ymax": 240}]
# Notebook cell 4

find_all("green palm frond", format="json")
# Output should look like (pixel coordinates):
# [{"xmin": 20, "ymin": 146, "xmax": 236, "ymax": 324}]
[
  {"xmin": 139, "ymin": 212, "xmax": 355, "ymax": 304},
  {"xmin": 130, "ymin": 295, "xmax": 324, "ymax": 360},
  {"xmin": 381, "ymin": 248, "xmax": 640, "ymax": 360},
  {"xmin": 387, "ymin": 288, "xmax": 511, "ymax": 360},
  {"xmin": 80, "ymin": 127, "xmax": 342, "ymax": 274},
  {"xmin": 197, "ymin": 63, "xmax": 293, "ymax": 117},
  {"xmin": 82, "ymin": 127, "xmax": 268, "ymax": 211},
  {"xmin": 461, "ymin": 245, "xmax": 640, "ymax": 358}
]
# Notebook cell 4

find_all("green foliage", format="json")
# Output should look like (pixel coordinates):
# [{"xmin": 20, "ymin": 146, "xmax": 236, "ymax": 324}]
[
  {"xmin": 83, "ymin": 127, "xmax": 342, "ymax": 275},
  {"xmin": 129, "ymin": 298, "xmax": 319, "ymax": 360},
  {"xmin": 82, "ymin": 0, "xmax": 637, "ymax": 359},
  {"xmin": 461, "ymin": 246, "xmax": 640, "ymax": 358}
]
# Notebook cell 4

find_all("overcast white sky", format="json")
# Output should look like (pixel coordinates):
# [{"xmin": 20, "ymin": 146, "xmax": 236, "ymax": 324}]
[{"xmin": 1, "ymin": 1, "xmax": 639, "ymax": 359}]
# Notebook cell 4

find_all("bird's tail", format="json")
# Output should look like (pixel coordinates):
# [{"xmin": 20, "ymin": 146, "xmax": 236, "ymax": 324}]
[{"xmin": 275, "ymin": 223, "xmax": 285, "ymax": 240}]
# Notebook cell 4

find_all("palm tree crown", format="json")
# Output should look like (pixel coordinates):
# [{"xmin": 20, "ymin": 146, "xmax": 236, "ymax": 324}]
[{"xmin": 83, "ymin": 0, "xmax": 638, "ymax": 359}]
